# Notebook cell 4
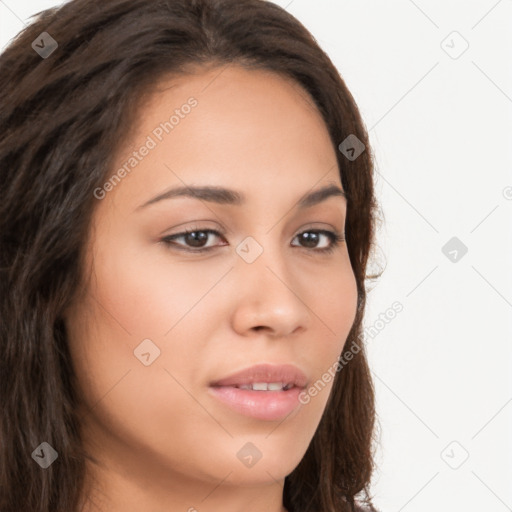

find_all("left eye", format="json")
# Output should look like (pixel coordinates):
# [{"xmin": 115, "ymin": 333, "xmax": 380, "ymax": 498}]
[{"xmin": 161, "ymin": 228, "xmax": 343, "ymax": 253}]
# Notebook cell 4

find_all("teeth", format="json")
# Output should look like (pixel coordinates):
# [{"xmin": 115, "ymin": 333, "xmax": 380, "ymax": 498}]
[
  {"xmin": 236, "ymin": 382, "xmax": 292, "ymax": 391},
  {"xmin": 253, "ymin": 382, "xmax": 271, "ymax": 391}
]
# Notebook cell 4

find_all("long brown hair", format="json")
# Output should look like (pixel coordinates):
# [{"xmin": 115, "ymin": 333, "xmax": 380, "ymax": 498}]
[{"xmin": 0, "ymin": 1, "xmax": 381, "ymax": 510}]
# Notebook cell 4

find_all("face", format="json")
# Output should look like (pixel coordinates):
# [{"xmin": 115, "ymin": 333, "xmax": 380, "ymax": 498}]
[{"xmin": 64, "ymin": 64, "xmax": 358, "ymax": 510}]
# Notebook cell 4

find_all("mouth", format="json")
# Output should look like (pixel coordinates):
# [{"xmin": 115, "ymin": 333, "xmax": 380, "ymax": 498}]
[
  {"xmin": 221, "ymin": 382, "xmax": 297, "ymax": 391},
  {"xmin": 208, "ymin": 363, "xmax": 308, "ymax": 421}
]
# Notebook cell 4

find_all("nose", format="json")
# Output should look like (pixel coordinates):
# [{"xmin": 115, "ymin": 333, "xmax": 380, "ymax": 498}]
[{"xmin": 229, "ymin": 239, "xmax": 312, "ymax": 339}]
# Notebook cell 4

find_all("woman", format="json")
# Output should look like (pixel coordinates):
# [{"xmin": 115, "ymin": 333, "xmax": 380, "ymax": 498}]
[{"xmin": 0, "ymin": 0, "xmax": 382, "ymax": 511}]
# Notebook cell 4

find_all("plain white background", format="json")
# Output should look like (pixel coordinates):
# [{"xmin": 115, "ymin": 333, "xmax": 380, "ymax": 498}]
[{"xmin": 1, "ymin": 1, "xmax": 511, "ymax": 511}]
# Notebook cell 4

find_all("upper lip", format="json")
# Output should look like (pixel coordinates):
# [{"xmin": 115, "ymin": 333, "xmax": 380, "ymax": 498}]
[{"xmin": 210, "ymin": 363, "xmax": 308, "ymax": 388}]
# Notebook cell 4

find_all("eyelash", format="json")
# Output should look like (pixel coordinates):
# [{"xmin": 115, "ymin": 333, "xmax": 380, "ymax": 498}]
[{"xmin": 161, "ymin": 227, "xmax": 345, "ymax": 254}]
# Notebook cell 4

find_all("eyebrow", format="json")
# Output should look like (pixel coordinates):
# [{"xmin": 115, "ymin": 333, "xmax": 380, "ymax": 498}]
[{"xmin": 136, "ymin": 183, "xmax": 347, "ymax": 211}]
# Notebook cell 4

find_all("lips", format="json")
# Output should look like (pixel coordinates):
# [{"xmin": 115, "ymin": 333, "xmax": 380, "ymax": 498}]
[
  {"xmin": 209, "ymin": 363, "xmax": 308, "ymax": 389},
  {"xmin": 208, "ymin": 363, "xmax": 309, "ymax": 421}
]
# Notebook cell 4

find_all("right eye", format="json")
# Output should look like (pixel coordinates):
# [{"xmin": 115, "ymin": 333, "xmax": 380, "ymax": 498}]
[{"xmin": 161, "ymin": 228, "xmax": 227, "ymax": 253}]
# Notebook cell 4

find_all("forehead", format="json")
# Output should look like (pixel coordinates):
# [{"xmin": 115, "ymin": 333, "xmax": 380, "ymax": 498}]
[{"xmin": 104, "ymin": 64, "xmax": 341, "ymax": 212}]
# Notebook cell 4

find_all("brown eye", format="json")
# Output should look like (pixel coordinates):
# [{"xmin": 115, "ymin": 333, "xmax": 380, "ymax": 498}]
[
  {"xmin": 292, "ymin": 230, "xmax": 344, "ymax": 253},
  {"xmin": 181, "ymin": 231, "xmax": 210, "ymax": 248},
  {"xmin": 162, "ymin": 229, "xmax": 226, "ymax": 252},
  {"xmin": 297, "ymin": 231, "xmax": 322, "ymax": 248}
]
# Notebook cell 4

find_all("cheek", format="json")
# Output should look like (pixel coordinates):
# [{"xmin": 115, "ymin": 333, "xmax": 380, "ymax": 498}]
[
  {"xmin": 88, "ymin": 231, "xmax": 232, "ymax": 339},
  {"xmin": 67, "ymin": 236, "xmax": 238, "ymax": 434},
  {"xmin": 65, "ymin": 277, "xmax": 229, "ymax": 478},
  {"xmin": 296, "ymin": 257, "xmax": 358, "ymax": 369},
  {"xmin": 69, "ymin": 244, "xmax": 218, "ymax": 413}
]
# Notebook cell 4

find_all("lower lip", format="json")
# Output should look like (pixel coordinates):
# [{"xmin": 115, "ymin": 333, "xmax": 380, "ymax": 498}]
[{"xmin": 208, "ymin": 385, "xmax": 304, "ymax": 421}]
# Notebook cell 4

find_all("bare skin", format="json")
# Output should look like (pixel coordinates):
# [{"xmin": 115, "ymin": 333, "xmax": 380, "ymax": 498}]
[{"xmin": 64, "ymin": 64, "xmax": 358, "ymax": 512}]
